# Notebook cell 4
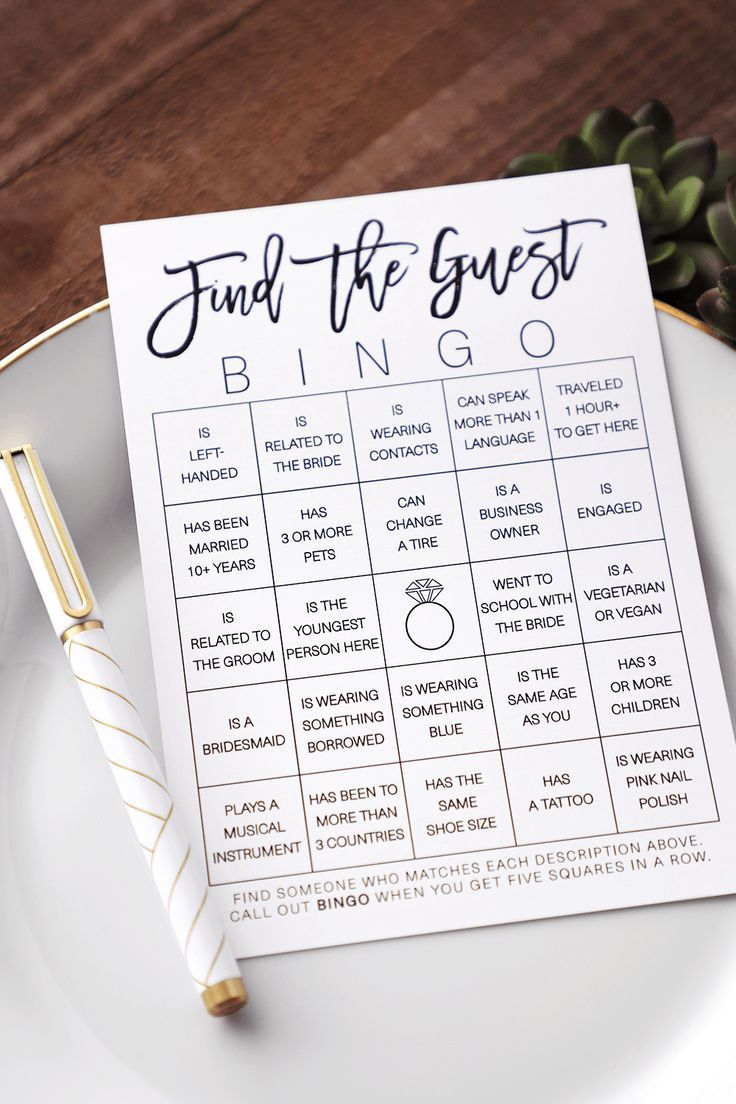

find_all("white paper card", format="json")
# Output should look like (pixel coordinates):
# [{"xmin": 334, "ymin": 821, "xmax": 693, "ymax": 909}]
[{"xmin": 102, "ymin": 166, "xmax": 736, "ymax": 956}]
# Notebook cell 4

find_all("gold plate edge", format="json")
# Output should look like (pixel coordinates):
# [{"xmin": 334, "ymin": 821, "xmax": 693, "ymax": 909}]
[
  {"xmin": 0, "ymin": 296, "xmax": 727, "ymax": 375},
  {"xmin": 652, "ymin": 298, "xmax": 729, "ymax": 344},
  {"xmin": 0, "ymin": 299, "xmax": 110, "ymax": 373}
]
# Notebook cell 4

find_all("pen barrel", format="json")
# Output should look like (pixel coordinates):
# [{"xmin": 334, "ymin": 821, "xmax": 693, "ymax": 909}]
[{"xmin": 63, "ymin": 624, "xmax": 245, "ymax": 1015}]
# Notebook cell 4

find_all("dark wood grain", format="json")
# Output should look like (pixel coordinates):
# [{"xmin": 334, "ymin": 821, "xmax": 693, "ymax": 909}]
[{"xmin": 2, "ymin": 0, "xmax": 736, "ymax": 355}]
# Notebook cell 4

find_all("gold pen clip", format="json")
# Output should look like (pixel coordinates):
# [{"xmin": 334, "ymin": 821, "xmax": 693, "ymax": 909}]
[{"xmin": 1, "ymin": 444, "xmax": 93, "ymax": 619}]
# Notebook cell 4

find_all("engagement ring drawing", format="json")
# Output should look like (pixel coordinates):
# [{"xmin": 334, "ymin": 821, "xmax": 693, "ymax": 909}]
[{"xmin": 405, "ymin": 578, "xmax": 455, "ymax": 650}]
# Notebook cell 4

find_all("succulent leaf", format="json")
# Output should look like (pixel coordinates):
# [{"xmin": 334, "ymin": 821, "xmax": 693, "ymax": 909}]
[
  {"xmin": 677, "ymin": 240, "xmax": 728, "ymax": 289},
  {"xmin": 631, "ymin": 167, "xmax": 666, "ymax": 224},
  {"xmin": 727, "ymin": 176, "xmax": 736, "ymax": 224},
  {"xmin": 615, "ymin": 125, "xmax": 661, "ymax": 171},
  {"xmin": 645, "ymin": 240, "xmax": 677, "ymax": 264},
  {"xmin": 632, "ymin": 100, "xmax": 675, "ymax": 150},
  {"xmin": 697, "ymin": 286, "xmax": 736, "ymax": 340},
  {"xmin": 554, "ymin": 135, "xmax": 596, "ymax": 172},
  {"xmin": 704, "ymin": 151, "xmax": 736, "ymax": 203},
  {"xmin": 649, "ymin": 246, "xmax": 696, "ymax": 292},
  {"xmin": 718, "ymin": 265, "xmax": 736, "ymax": 305},
  {"xmin": 580, "ymin": 107, "xmax": 634, "ymax": 163},
  {"xmin": 660, "ymin": 136, "xmax": 717, "ymax": 188},
  {"xmin": 500, "ymin": 152, "xmax": 555, "ymax": 178},
  {"xmin": 657, "ymin": 176, "xmax": 705, "ymax": 235},
  {"xmin": 706, "ymin": 201, "xmax": 736, "ymax": 264}
]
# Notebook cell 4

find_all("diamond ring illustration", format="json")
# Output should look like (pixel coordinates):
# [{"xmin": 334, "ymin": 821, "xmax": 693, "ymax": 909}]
[{"xmin": 405, "ymin": 578, "xmax": 455, "ymax": 650}]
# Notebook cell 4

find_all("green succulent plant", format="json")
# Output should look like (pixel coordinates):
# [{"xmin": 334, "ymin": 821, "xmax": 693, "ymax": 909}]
[
  {"xmin": 502, "ymin": 100, "xmax": 736, "ymax": 342},
  {"xmin": 697, "ymin": 178, "xmax": 736, "ymax": 340}
]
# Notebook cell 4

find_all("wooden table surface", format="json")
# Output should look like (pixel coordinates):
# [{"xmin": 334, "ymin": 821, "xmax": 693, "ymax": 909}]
[{"xmin": 2, "ymin": 0, "xmax": 736, "ymax": 356}]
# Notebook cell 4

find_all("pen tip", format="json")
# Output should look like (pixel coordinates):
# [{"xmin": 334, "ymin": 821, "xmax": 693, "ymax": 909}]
[{"xmin": 202, "ymin": 977, "xmax": 248, "ymax": 1017}]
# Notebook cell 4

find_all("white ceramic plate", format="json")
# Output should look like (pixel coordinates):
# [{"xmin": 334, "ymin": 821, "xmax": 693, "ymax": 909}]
[{"xmin": 2, "ymin": 304, "xmax": 736, "ymax": 1103}]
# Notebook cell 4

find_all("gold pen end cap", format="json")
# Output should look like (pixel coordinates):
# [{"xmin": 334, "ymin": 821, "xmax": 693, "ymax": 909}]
[{"xmin": 202, "ymin": 977, "xmax": 248, "ymax": 1017}]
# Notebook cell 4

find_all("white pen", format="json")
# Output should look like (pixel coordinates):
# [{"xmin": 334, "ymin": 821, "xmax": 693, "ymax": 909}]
[{"xmin": 0, "ymin": 443, "xmax": 247, "ymax": 1017}]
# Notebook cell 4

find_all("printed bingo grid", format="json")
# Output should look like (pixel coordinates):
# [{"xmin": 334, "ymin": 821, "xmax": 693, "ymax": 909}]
[{"xmin": 152, "ymin": 356, "xmax": 718, "ymax": 887}]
